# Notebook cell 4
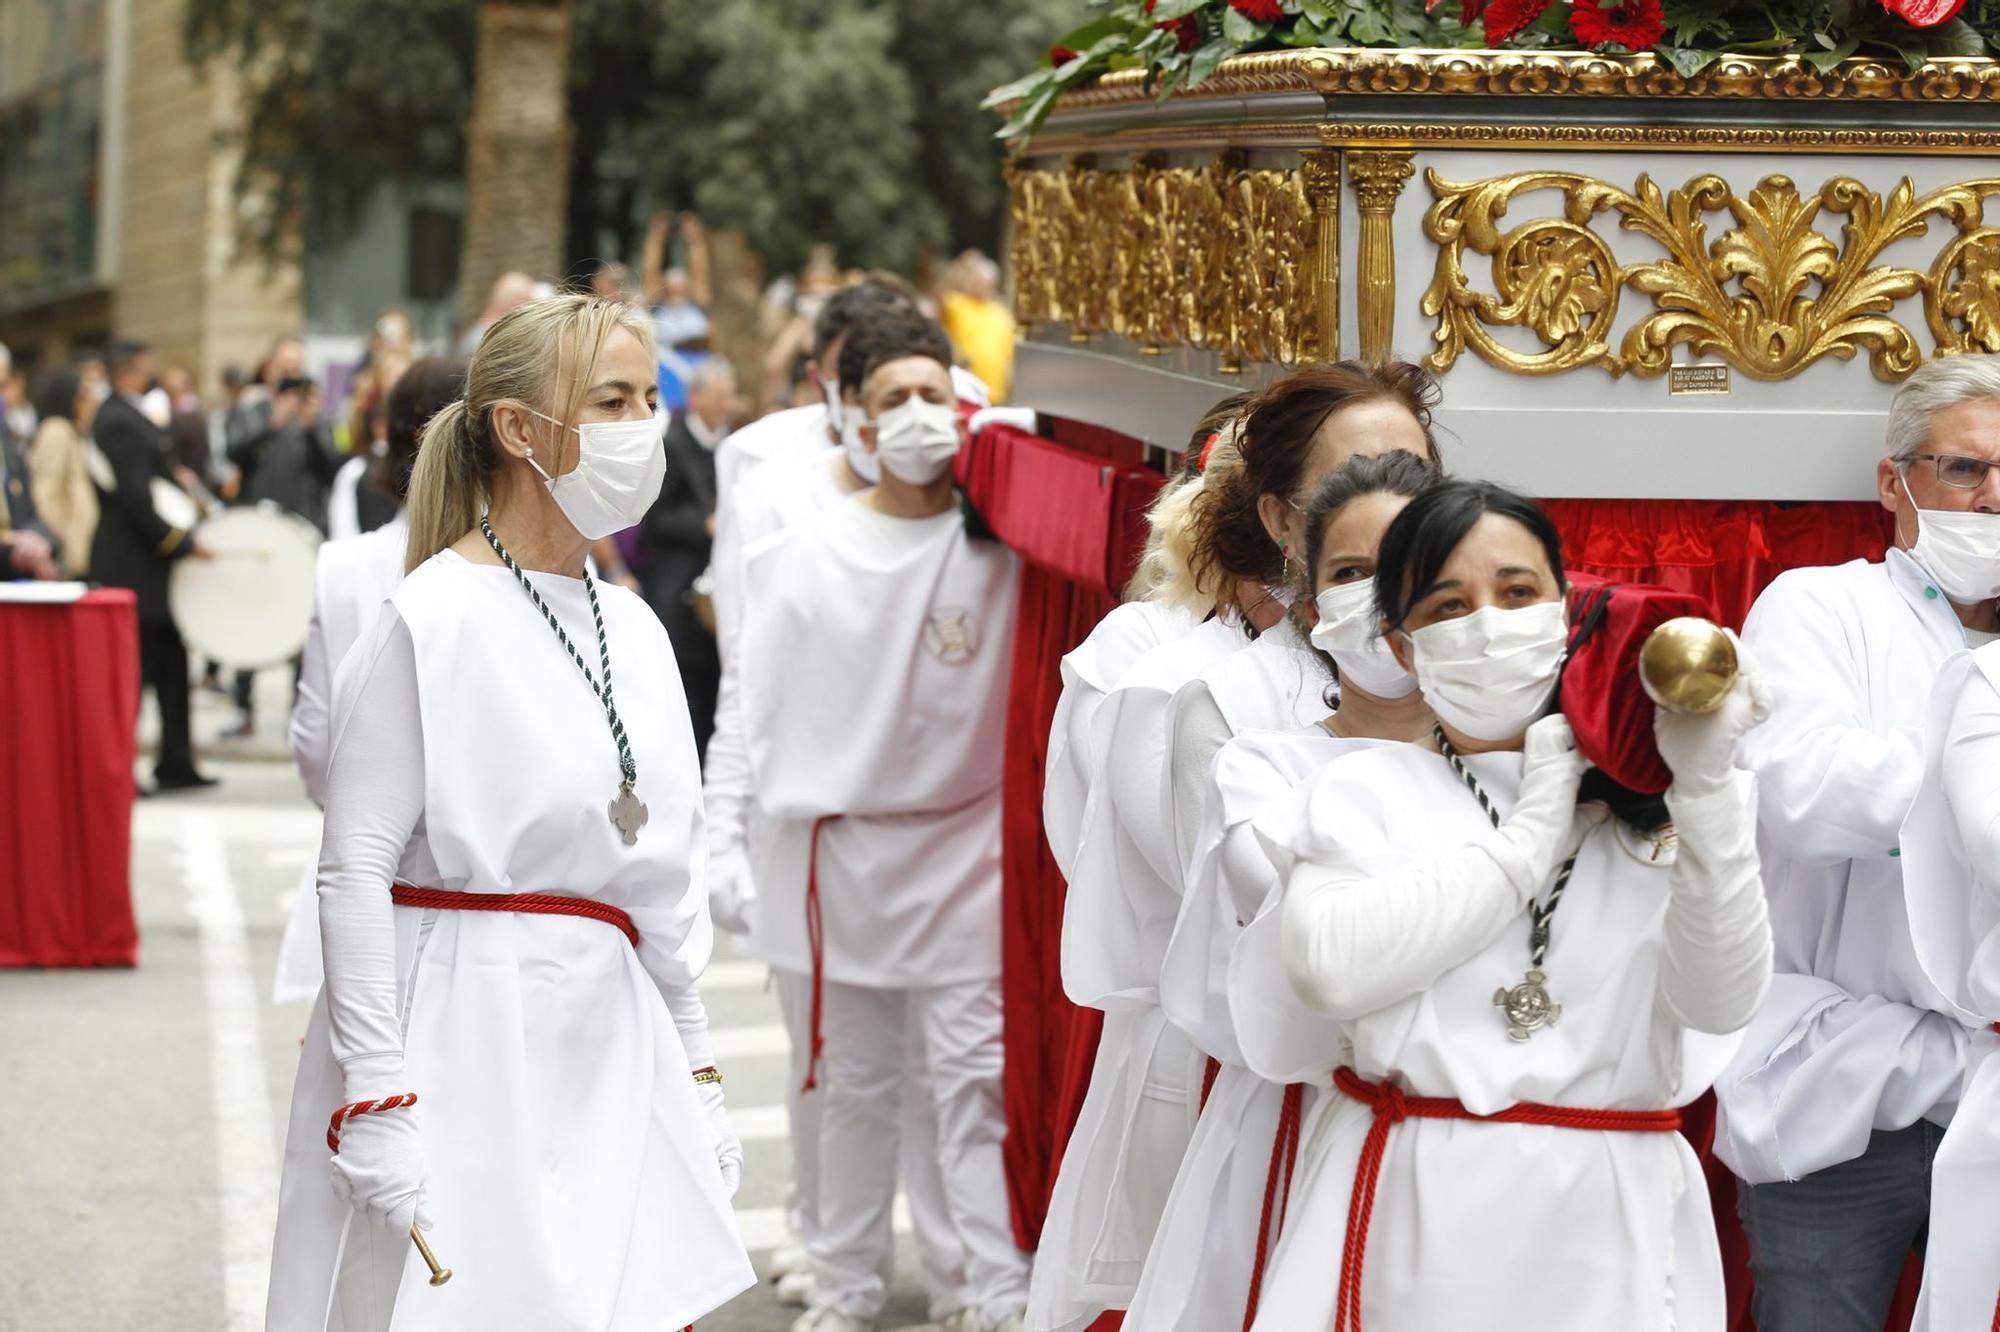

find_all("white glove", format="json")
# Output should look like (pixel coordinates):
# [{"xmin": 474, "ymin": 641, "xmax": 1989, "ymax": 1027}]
[
  {"xmin": 330, "ymin": 1106, "xmax": 432, "ymax": 1233},
  {"xmin": 1484, "ymin": 714, "xmax": 1593, "ymax": 898},
  {"xmin": 1653, "ymin": 635, "xmax": 1770, "ymax": 798},
  {"xmin": 698, "ymin": 1079, "xmax": 744, "ymax": 1198},
  {"xmin": 707, "ymin": 848, "xmax": 757, "ymax": 936},
  {"xmin": 968, "ymin": 405, "xmax": 1038, "ymax": 438}
]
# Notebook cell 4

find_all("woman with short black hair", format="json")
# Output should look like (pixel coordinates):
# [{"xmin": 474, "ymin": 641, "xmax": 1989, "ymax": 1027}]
[{"xmin": 1243, "ymin": 478, "xmax": 1774, "ymax": 1332}]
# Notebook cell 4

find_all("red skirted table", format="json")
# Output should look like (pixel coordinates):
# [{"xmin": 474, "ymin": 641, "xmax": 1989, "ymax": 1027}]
[{"xmin": 0, "ymin": 588, "xmax": 141, "ymax": 967}]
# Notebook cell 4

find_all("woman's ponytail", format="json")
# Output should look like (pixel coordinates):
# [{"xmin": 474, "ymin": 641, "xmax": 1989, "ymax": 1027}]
[{"xmin": 404, "ymin": 399, "xmax": 482, "ymax": 572}]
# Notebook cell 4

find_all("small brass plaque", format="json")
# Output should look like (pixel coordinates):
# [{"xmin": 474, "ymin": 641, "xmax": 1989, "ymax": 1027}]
[{"xmin": 1669, "ymin": 365, "xmax": 1731, "ymax": 396}]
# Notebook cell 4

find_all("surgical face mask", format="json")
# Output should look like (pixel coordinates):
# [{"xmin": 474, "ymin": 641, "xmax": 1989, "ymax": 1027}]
[
  {"xmin": 524, "ymin": 408, "xmax": 667, "ymax": 540},
  {"xmin": 1902, "ymin": 473, "xmax": 2000, "ymax": 603},
  {"xmin": 871, "ymin": 395, "xmax": 961, "ymax": 486},
  {"xmin": 1310, "ymin": 580, "xmax": 1416, "ymax": 699},
  {"xmin": 840, "ymin": 405, "xmax": 879, "ymax": 483},
  {"xmin": 1403, "ymin": 600, "xmax": 1568, "ymax": 741}
]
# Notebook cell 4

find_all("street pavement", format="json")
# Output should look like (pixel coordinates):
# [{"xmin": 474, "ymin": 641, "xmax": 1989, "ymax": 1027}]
[{"xmin": 0, "ymin": 669, "xmax": 934, "ymax": 1330}]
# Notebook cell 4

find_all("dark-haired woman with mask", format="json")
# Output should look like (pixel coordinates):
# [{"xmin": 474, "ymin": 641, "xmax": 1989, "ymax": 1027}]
[
  {"xmin": 1240, "ymin": 479, "xmax": 1773, "ymax": 1332},
  {"xmin": 1127, "ymin": 450, "xmax": 1440, "ymax": 1332}
]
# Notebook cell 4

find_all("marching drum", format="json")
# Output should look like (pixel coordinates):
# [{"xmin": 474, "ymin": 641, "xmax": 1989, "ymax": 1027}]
[{"xmin": 169, "ymin": 505, "xmax": 321, "ymax": 667}]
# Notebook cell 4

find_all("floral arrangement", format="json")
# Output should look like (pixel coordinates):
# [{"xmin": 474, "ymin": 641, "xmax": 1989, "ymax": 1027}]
[{"xmin": 986, "ymin": 0, "xmax": 2000, "ymax": 136}]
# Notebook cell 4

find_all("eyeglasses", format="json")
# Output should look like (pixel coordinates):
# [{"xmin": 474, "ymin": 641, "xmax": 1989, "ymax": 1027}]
[{"xmin": 1909, "ymin": 453, "xmax": 2000, "ymax": 490}]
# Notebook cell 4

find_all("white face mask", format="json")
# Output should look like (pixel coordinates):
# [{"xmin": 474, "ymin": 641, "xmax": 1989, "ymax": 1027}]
[
  {"xmin": 1902, "ymin": 474, "xmax": 2000, "ymax": 603},
  {"xmin": 1310, "ymin": 580, "xmax": 1416, "ymax": 699},
  {"xmin": 841, "ymin": 408, "xmax": 880, "ymax": 483},
  {"xmin": 524, "ymin": 408, "xmax": 667, "ymax": 540},
  {"xmin": 1404, "ymin": 600, "xmax": 1568, "ymax": 741},
  {"xmin": 871, "ymin": 395, "xmax": 961, "ymax": 486}
]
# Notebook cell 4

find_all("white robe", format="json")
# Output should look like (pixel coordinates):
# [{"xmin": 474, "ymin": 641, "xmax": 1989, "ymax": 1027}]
[
  {"xmin": 1715, "ymin": 551, "xmax": 1973, "ymax": 1185},
  {"xmin": 713, "ymin": 402, "xmax": 829, "ymax": 506},
  {"xmin": 1028, "ymin": 613, "xmax": 1248, "ymax": 1332},
  {"xmin": 737, "ymin": 495, "xmax": 1020, "ymax": 985},
  {"xmin": 266, "ymin": 551, "xmax": 754, "ymax": 1331},
  {"xmin": 1043, "ymin": 600, "xmax": 1197, "ymax": 881},
  {"xmin": 1901, "ymin": 644, "xmax": 2000, "ymax": 1332},
  {"xmin": 1127, "ymin": 728, "xmax": 1362, "ymax": 1332},
  {"xmin": 274, "ymin": 513, "xmax": 410, "ymax": 1005},
  {"xmin": 705, "ymin": 446, "xmax": 851, "ymax": 966},
  {"xmin": 1246, "ymin": 745, "xmax": 1752, "ymax": 1332}
]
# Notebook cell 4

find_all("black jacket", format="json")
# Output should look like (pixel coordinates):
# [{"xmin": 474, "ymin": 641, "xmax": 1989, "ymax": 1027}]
[
  {"xmin": 89, "ymin": 395, "xmax": 195, "ymax": 620},
  {"xmin": 2, "ymin": 427, "xmax": 59, "ymax": 575},
  {"xmin": 638, "ymin": 415, "xmax": 718, "ymax": 654}
]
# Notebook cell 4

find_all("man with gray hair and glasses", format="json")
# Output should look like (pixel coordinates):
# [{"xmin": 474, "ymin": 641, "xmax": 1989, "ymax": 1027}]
[{"xmin": 1715, "ymin": 353, "xmax": 2000, "ymax": 1331}]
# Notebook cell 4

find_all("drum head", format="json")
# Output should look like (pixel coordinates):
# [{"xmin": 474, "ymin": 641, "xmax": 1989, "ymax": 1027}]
[{"xmin": 170, "ymin": 507, "xmax": 322, "ymax": 667}]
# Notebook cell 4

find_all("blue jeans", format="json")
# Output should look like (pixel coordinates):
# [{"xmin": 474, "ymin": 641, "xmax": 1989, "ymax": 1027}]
[{"xmin": 1737, "ymin": 1122, "xmax": 1941, "ymax": 1332}]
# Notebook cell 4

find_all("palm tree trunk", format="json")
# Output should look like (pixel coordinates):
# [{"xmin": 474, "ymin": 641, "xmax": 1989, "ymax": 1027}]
[{"xmin": 456, "ymin": 0, "xmax": 574, "ymax": 325}]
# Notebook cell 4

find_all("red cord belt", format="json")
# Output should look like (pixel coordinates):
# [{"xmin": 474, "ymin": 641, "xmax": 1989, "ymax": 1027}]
[
  {"xmin": 1328, "ymin": 1065, "xmax": 1683, "ymax": 1332},
  {"xmin": 390, "ymin": 884, "xmax": 640, "ymax": 948}
]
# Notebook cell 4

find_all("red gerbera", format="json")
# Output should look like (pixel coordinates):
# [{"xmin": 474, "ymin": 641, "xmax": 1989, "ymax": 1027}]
[
  {"xmin": 1479, "ymin": 0, "xmax": 1554, "ymax": 42},
  {"xmin": 1569, "ymin": 0, "xmax": 1667, "ymax": 49},
  {"xmin": 1145, "ymin": 0, "xmax": 1203, "ymax": 50},
  {"xmin": 1050, "ymin": 44, "xmax": 1081, "ymax": 63},
  {"xmin": 1880, "ymin": 0, "xmax": 1966, "ymax": 24},
  {"xmin": 1230, "ymin": 0, "xmax": 1285, "ymax": 20}
]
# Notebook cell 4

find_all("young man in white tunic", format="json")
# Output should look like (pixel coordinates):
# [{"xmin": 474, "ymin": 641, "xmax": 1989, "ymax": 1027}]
[
  {"xmin": 266, "ymin": 296, "xmax": 752, "ymax": 1330},
  {"xmin": 711, "ymin": 311, "xmax": 984, "ymax": 1321},
  {"xmin": 1248, "ymin": 478, "xmax": 1773, "ymax": 1331},
  {"xmin": 738, "ymin": 311, "xmax": 1028, "ymax": 1332},
  {"xmin": 274, "ymin": 358, "xmax": 467, "ymax": 1005},
  {"xmin": 1901, "ymin": 640, "xmax": 2000, "ymax": 1331},
  {"xmin": 1715, "ymin": 354, "xmax": 2000, "ymax": 1332}
]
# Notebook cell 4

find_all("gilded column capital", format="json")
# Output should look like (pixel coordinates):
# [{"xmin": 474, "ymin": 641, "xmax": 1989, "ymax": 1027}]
[{"xmin": 1348, "ymin": 149, "xmax": 1416, "ymax": 212}]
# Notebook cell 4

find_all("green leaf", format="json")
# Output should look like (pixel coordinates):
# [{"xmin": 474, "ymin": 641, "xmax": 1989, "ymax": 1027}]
[
  {"xmin": 1658, "ymin": 44, "xmax": 1722, "ymax": 75},
  {"xmin": 1188, "ymin": 35, "xmax": 1234, "ymax": 84},
  {"xmin": 1805, "ymin": 30, "xmax": 1860, "ymax": 68},
  {"xmin": 1051, "ymin": 14, "xmax": 1134, "ymax": 52},
  {"xmin": 1222, "ymin": 6, "xmax": 1276, "ymax": 42},
  {"xmin": 1279, "ymin": 17, "xmax": 1326, "ymax": 43},
  {"xmin": 1927, "ymin": 17, "xmax": 1988, "ymax": 56},
  {"xmin": 982, "ymin": 69, "xmax": 1053, "ymax": 109},
  {"xmin": 1149, "ymin": 0, "xmax": 1213, "ymax": 19},
  {"xmin": 1892, "ymin": 35, "xmax": 1930, "ymax": 69},
  {"xmin": 1153, "ymin": 62, "xmax": 1190, "ymax": 101},
  {"xmin": 998, "ymin": 81, "xmax": 1062, "ymax": 139},
  {"xmin": 1300, "ymin": 0, "xmax": 1337, "ymax": 19}
]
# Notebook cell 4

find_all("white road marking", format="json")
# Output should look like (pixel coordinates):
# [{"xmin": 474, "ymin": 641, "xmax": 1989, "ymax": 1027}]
[
  {"xmin": 700, "ymin": 959, "xmax": 769, "ymax": 991},
  {"xmin": 733, "ymin": 1198, "xmax": 910, "ymax": 1253},
  {"xmin": 180, "ymin": 810, "xmax": 280, "ymax": 1332},
  {"xmin": 727, "ymin": 1103, "xmax": 789, "ymax": 1143},
  {"xmin": 711, "ymin": 1022, "xmax": 794, "ymax": 1059}
]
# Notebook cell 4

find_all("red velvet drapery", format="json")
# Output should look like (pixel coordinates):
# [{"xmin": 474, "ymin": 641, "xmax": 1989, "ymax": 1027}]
[{"xmin": 961, "ymin": 419, "xmax": 1906, "ymax": 1330}]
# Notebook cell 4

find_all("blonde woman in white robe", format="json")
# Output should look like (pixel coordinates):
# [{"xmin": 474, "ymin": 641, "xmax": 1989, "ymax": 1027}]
[
  {"xmin": 1029, "ymin": 410, "xmax": 1258, "ymax": 1332},
  {"xmin": 1901, "ymin": 642, "xmax": 2000, "ymax": 1332},
  {"xmin": 1246, "ymin": 479, "xmax": 1772, "ymax": 1332},
  {"xmin": 274, "ymin": 358, "xmax": 466, "ymax": 1006},
  {"xmin": 1129, "ymin": 448, "xmax": 1443, "ymax": 1332},
  {"xmin": 265, "ymin": 296, "xmax": 753, "ymax": 1331}
]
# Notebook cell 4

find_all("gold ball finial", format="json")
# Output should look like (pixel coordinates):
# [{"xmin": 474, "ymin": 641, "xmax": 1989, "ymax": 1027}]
[{"xmin": 1639, "ymin": 617, "xmax": 1740, "ymax": 715}]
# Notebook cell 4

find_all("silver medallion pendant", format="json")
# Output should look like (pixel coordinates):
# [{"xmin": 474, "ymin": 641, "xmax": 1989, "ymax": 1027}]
[
  {"xmin": 609, "ymin": 782, "xmax": 649, "ymax": 846},
  {"xmin": 1493, "ymin": 968, "xmax": 1561, "ymax": 1042}
]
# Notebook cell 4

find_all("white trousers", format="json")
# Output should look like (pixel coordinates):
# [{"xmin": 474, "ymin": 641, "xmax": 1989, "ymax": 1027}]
[
  {"xmin": 773, "ymin": 967, "xmax": 970, "ymax": 1318},
  {"xmin": 808, "ymin": 975, "xmax": 1032, "ymax": 1327}
]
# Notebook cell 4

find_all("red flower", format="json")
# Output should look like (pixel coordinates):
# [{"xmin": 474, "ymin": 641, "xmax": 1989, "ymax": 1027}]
[
  {"xmin": 1145, "ymin": 0, "xmax": 1203, "ymax": 50},
  {"xmin": 1230, "ymin": 0, "xmax": 1285, "ymax": 20},
  {"xmin": 1479, "ymin": 0, "xmax": 1553, "ymax": 42},
  {"xmin": 1569, "ymin": 0, "xmax": 1667, "ymax": 49},
  {"xmin": 1880, "ymin": 0, "xmax": 1966, "ymax": 24},
  {"xmin": 1050, "ymin": 45, "xmax": 1081, "ymax": 63}
]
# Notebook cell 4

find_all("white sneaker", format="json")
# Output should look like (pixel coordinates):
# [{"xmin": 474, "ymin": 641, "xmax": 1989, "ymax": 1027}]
[
  {"xmin": 769, "ymin": 1240, "xmax": 810, "ymax": 1279},
  {"xmin": 776, "ymin": 1268, "xmax": 815, "ymax": 1306},
  {"xmin": 790, "ymin": 1309, "xmax": 876, "ymax": 1332}
]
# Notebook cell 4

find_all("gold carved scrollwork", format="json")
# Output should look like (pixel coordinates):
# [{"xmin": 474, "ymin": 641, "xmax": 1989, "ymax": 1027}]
[
  {"xmin": 1005, "ymin": 151, "xmax": 1321, "ymax": 367},
  {"xmin": 1422, "ymin": 169, "xmax": 2000, "ymax": 381}
]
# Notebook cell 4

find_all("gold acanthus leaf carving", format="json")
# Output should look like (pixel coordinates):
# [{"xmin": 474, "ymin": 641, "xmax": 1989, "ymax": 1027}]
[
  {"xmin": 1005, "ymin": 153, "xmax": 1320, "ymax": 366},
  {"xmin": 1422, "ymin": 168, "xmax": 2000, "ymax": 382}
]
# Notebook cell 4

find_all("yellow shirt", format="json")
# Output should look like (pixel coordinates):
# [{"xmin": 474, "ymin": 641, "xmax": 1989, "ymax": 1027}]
[{"xmin": 940, "ymin": 291, "xmax": 1016, "ymax": 405}]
